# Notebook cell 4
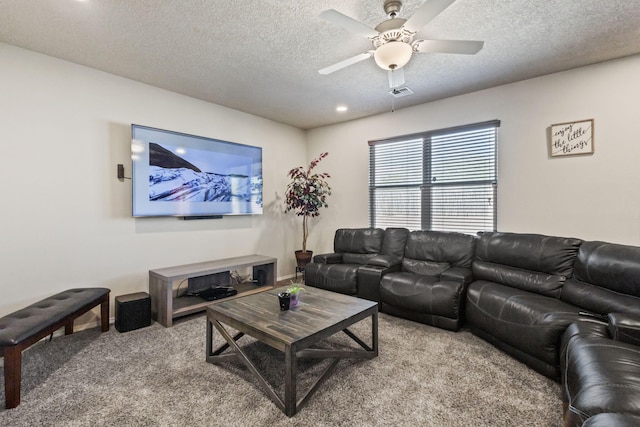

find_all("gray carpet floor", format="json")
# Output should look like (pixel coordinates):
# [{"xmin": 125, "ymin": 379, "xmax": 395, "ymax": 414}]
[{"xmin": 0, "ymin": 312, "xmax": 563, "ymax": 426}]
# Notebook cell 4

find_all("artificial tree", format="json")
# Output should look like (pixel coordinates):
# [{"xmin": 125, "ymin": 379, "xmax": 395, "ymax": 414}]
[{"xmin": 284, "ymin": 152, "xmax": 331, "ymax": 265}]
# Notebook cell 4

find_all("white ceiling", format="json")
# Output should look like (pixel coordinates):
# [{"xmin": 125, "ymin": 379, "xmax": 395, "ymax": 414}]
[{"xmin": 2, "ymin": 0, "xmax": 640, "ymax": 129}]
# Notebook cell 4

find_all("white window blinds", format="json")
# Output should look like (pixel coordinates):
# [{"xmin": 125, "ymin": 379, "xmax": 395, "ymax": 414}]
[{"xmin": 369, "ymin": 120, "xmax": 499, "ymax": 234}]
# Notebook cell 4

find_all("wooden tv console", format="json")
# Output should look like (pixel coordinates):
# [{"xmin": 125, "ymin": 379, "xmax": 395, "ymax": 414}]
[{"xmin": 149, "ymin": 254, "xmax": 277, "ymax": 327}]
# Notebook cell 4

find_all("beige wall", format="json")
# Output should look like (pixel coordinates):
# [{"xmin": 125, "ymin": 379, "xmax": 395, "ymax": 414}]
[
  {"xmin": 2, "ymin": 40, "xmax": 639, "ymax": 320},
  {"xmin": 306, "ymin": 54, "xmax": 640, "ymax": 254},
  {"xmin": 0, "ymin": 43, "xmax": 305, "ymax": 317}
]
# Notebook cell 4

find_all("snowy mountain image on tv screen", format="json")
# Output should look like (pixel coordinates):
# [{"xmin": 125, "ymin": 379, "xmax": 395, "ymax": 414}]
[{"xmin": 148, "ymin": 142, "xmax": 256, "ymax": 203}]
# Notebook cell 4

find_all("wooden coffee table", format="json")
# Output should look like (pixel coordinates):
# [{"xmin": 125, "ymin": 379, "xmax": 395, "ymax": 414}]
[{"xmin": 205, "ymin": 286, "xmax": 378, "ymax": 417}]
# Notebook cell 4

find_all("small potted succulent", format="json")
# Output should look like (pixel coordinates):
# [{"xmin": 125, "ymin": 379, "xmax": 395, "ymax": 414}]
[{"xmin": 287, "ymin": 281, "xmax": 305, "ymax": 307}]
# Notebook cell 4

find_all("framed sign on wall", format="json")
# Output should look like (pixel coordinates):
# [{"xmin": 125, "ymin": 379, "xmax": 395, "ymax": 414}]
[{"xmin": 549, "ymin": 119, "xmax": 594, "ymax": 157}]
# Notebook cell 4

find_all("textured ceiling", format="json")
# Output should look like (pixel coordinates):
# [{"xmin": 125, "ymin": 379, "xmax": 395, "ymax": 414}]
[{"xmin": 1, "ymin": 0, "xmax": 640, "ymax": 129}]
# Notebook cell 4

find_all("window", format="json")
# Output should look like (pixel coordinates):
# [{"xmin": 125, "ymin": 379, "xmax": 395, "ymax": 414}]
[{"xmin": 369, "ymin": 120, "xmax": 499, "ymax": 234}]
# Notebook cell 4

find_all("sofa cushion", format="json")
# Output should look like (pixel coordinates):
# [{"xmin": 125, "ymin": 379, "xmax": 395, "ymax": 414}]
[
  {"xmin": 402, "ymin": 259, "xmax": 450, "ymax": 276},
  {"xmin": 475, "ymin": 232, "xmax": 582, "ymax": 276},
  {"xmin": 561, "ymin": 241, "xmax": 640, "ymax": 316},
  {"xmin": 304, "ymin": 263, "xmax": 359, "ymax": 295},
  {"xmin": 403, "ymin": 230, "xmax": 476, "ymax": 268},
  {"xmin": 381, "ymin": 227, "xmax": 410, "ymax": 257},
  {"xmin": 312, "ymin": 252, "xmax": 342, "ymax": 264},
  {"xmin": 380, "ymin": 272, "xmax": 464, "ymax": 319},
  {"xmin": 342, "ymin": 253, "xmax": 378, "ymax": 265},
  {"xmin": 368, "ymin": 228, "xmax": 410, "ymax": 268},
  {"xmin": 582, "ymin": 413, "xmax": 640, "ymax": 427},
  {"xmin": 466, "ymin": 280, "xmax": 582, "ymax": 367},
  {"xmin": 562, "ymin": 279, "xmax": 640, "ymax": 317},
  {"xmin": 472, "ymin": 260, "xmax": 566, "ymax": 298},
  {"xmin": 573, "ymin": 241, "xmax": 640, "ymax": 290},
  {"xmin": 334, "ymin": 228, "xmax": 384, "ymax": 254}
]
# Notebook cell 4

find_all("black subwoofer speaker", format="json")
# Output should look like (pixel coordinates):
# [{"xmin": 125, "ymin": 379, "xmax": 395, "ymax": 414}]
[{"xmin": 115, "ymin": 292, "xmax": 151, "ymax": 332}]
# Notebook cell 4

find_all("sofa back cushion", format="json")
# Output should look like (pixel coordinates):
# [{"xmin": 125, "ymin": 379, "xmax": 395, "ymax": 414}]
[
  {"xmin": 472, "ymin": 262, "xmax": 567, "ymax": 297},
  {"xmin": 381, "ymin": 228, "xmax": 410, "ymax": 258},
  {"xmin": 334, "ymin": 228, "xmax": 384, "ymax": 254},
  {"xmin": 333, "ymin": 228, "xmax": 384, "ymax": 265},
  {"xmin": 561, "ymin": 241, "xmax": 640, "ymax": 315},
  {"xmin": 342, "ymin": 253, "xmax": 378, "ymax": 265},
  {"xmin": 472, "ymin": 232, "xmax": 582, "ymax": 298},
  {"xmin": 401, "ymin": 231, "xmax": 476, "ymax": 275},
  {"xmin": 475, "ymin": 232, "xmax": 582, "ymax": 275},
  {"xmin": 365, "ymin": 228, "xmax": 410, "ymax": 268}
]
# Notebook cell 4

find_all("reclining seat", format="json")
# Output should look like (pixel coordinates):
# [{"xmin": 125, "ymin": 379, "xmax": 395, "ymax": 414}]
[
  {"xmin": 379, "ymin": 230, "xmax": 476, "ymax": 331},
  {"xmin": 561, "ymin": 313, "xmax": 640, "ymax": 426},
  {"xmin": 559, "ymin": 241, "xmax": 640, "ymax": 426},
  {"xmin": 305, "ymin": 228, "xmax": 385, "ymax": 296},
  {"xmin": 465, "ymin": 232, "xmax": 583, "ymax": 379},
  {"xmin": 560, "ymin": 240, "xmax": 640, "ymax": 319}
]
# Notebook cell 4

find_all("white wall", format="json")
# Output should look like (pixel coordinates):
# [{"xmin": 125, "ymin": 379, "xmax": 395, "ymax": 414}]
[
  {"xmin": 307, "ymin": 54, "xmax": 640, "ymax": 253},
  {"xmin": 0, "ymin": 43, "xmax": 305, "ymax": 318}
]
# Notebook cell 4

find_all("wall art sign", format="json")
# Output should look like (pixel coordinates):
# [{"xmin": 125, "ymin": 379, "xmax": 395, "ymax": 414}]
[{"xmin": 549, "ymin": 119, "xmax": 594, "ymax": 157}]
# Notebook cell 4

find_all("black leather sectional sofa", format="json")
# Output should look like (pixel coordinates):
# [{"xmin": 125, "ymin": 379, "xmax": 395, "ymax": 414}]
[{"xmin": 305, "ymin": 228, "xmax": 640, "ymax": 426}]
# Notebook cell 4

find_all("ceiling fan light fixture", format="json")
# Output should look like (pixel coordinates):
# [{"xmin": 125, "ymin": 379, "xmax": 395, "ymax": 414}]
[{"xmin": 373, "ymin": 41, "xmax": 412, "ymax": 71}]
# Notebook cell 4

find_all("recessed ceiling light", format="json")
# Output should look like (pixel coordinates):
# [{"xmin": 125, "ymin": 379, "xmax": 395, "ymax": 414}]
[{"xmin": 336, "ymin": 105, "xmax": 348, "ymax": 112}]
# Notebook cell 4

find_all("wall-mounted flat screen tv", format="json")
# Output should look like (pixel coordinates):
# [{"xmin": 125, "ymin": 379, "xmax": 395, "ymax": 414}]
[{"xmin": 131, "ymin": 124, "xmax": 263, "ymax": 218}]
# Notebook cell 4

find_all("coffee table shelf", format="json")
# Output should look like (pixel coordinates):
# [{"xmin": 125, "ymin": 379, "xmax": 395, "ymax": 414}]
[{"xmin": 149, "ymin": 255, "xmax": 277, "ymax": 327}]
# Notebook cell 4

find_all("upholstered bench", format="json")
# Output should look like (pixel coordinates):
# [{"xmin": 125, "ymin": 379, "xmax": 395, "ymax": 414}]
[{"xmin": 0, "ymin": 288, "xmax": 110, "ymax": 409}]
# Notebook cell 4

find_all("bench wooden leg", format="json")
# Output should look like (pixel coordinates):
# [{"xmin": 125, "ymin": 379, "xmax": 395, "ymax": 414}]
[
  {"xmin": 4, "ymin": 345, "xmax": 22, "ymax": 409},
  {"xmin": 101, "ymin": 296, "xmax": 110, "ymax": 332},
  {"xmin": 64, "ymin": 295, "xmax": 109, "ymax": 335}
]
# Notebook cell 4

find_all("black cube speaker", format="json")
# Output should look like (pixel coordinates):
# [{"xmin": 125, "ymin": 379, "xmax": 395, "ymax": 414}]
[{"xmin": 115, "ymin": 292, "xmax": 151, "ymax": 332}]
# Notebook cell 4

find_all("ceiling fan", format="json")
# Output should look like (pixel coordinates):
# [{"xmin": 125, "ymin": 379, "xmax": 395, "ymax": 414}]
[{"xmin": 318, "ymin": 0, "xmax": 484, "ymax": 89}]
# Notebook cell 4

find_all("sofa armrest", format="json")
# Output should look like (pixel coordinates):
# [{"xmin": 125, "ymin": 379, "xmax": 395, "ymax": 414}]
[
  {"xmin": 357, "ymin": 264, "xmax": 401, "ymax": 303},
  {"xmin": 367, "ymin": 254, "xmax": 402, "ymax": 269},
  {"xmin": 608, "ymin": 312, "xmax": 640, "ymax": 346},
  {"xmin": 565, "ymin": 319, "xmax": 609, "ymax": 340},
  {"xmin": 440, "ymin": 266, "xmax": 473, "ymax": 285},
  {"xmin": 313, "ymin": 253, "xmax": 343, "ymax": 264},
  {"xmin": 560, "ymin": 320, "xmax": 610, "ymax": 371}
]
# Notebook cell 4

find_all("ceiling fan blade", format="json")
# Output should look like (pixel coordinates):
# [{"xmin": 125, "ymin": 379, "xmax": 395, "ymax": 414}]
[
  {"xmin": 320, "ymin": 9, "xmax": 379, "ymax": 38},
  {"xmin": 318, "ymin": 52, "xmax": 373, "ymax": 75},
  {"xmin": 414, "ymin": 39, "xmax": 484, "ymax": 54},
  {"xmin": 404, "ymin": 0, "xmax": 457, "ymax": 33},
  {"xmin": 388, "ymin": 68, "xmax": 405, "ymax": 88}
]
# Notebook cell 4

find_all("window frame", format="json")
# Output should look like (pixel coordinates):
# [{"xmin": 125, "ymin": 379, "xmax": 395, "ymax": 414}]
[{"xmin": 368, "ymin": 120, "xmax": 500, "ymax": 233}]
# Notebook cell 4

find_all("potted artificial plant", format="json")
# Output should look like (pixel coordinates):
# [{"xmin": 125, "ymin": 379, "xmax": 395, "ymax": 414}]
[
  {"xmin": 285, "ymin": 152, "xmax": 331, "ymax": 268},
  {"xmin": 287, "ymin": 281, "xmax": 305, "ymax": 306}
]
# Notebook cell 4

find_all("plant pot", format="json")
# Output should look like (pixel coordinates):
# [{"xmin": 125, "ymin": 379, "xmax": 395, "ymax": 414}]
[
  {"xmin": 290, "ymin": 292, "xmax": 300, "ymax": 306},
  {"xmin": 295, "ymin": 250, "xmax": 313, "ymax": 268},
  {"xmin": 277, "ymin": 292, "xmax": 291, "ymax": 311}
]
